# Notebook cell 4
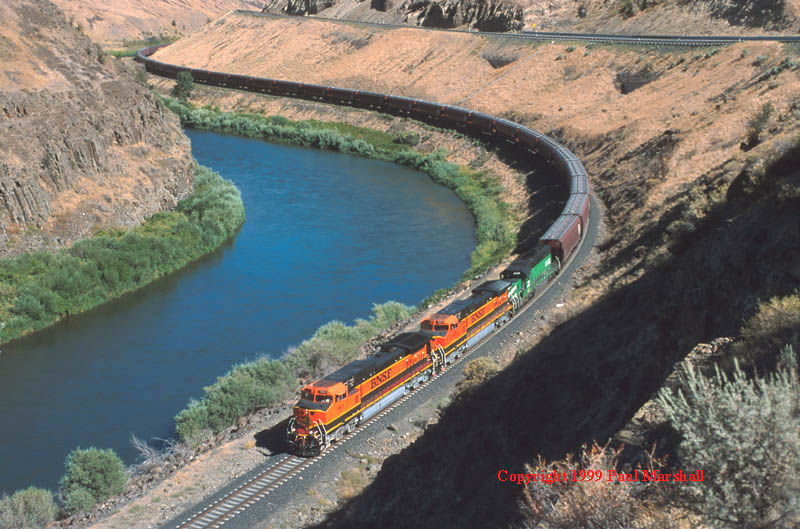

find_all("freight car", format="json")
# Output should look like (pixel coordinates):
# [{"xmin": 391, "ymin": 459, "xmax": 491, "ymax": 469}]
[{"xmin": 134, "ymin": 46, "xmax": 593, "ymax": 456}]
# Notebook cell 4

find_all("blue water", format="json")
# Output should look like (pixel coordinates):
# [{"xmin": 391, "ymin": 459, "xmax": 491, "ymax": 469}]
[{"xmin": 0, "ymin": 129, "xmax": 475, "ymax": 493}]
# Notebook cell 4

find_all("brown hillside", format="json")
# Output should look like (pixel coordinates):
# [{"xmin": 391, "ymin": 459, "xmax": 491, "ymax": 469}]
[
  {"xmin": 260, "ymin": 0, "xmax": 800, "ymax": 34},
  {"xmin": 0, "ymin": 0, "xmax": 194, "ymax": 257},
  {"xmin": 147, "ymin": 12, "xmax": 800, "ymax": 528},
  {"xmin": 51, "ymin": 0, "xmax": 264, "ymax": 46}
]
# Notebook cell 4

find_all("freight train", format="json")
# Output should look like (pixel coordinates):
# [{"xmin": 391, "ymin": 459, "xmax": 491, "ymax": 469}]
[{"xmin": 134, "ymin": 46, "xmax": 591, "ymax": 455}]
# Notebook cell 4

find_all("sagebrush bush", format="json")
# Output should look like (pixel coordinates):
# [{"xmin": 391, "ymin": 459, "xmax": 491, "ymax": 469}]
[
  {"xmin": 522, "ymin": 443, "xmax": 671, "ymax": 529},
  {"xmin": 284, "ymin": 301, "xmax": 416, "ymax": 379},
  {"xmin": 657, "ymin": 350, "xmax": 800, "ymax": 529},
  {"xmin": 744, "ymin": 102, "xmax": 774, "ymax": 148},
  {"xmin": 0, "ymin": 487, "xmax": 58, "ymax": 529},
  {"xmin": 175, "ymin": 359, "xmax": 295, "ymax": 442},
  {"xmin": 0, "ymin": 165, "xmax": 244, "ymax": 344},
  {"xmin": 457, "ymin": 357, "xmax": 499, "ymax": 393},
  {"xmin": 59, "ymin": 447, "xmax": 127, "ymax": 514},
  {"xmin": 733, "ymin": 294, "xmax": 800, "ymax": 369}
]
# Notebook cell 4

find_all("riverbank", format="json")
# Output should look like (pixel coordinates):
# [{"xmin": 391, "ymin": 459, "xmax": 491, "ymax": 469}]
[
  {"xmin": 162, "ymin": 97, "xmax": 518, "ymax": 286},
  {"xmin": 161, "ymin": 97, "xmax": 520, "ymax": 442},
  {"xmin": 0, "ymin": 164, "xmax": 244, "ymax": 346},
  {"xmin": 52, "ymin": 80, "xmax": 547, "ymax": 529}
]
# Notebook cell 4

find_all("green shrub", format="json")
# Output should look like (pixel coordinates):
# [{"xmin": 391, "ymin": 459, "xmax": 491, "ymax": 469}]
[
  {"xmin": 392, "ymin": 132, "xmax": 420, "ymax": 146},
  {"xmin": 62, "ymin": 488, "xmax": 95, "ymax": 516},
  {"xmin": 175, "ymin": 301, "xmax": 415, "ymax": 443},
  {"xmin": 171, "ymin": 71, "xmax": 194, "ymax": 102},
  {"xmin": 0, "ymin": 487, "xmax": 58, "ymax": 529},
  {"xmin": 162, "ymin": 98, "xmax": 515, "ymax": 279},
  {"xmin": 0, "ymin": 165, "xmax": 244, "ymax": 345},
  {"xmin": 753, "ymin": 55, "xmax": 769, "ymax": 66},
  {"xmin": 619, "ymin": 0, "xmax": 635, "ymax": 17},
  {"xmin": 657, "ymin": 351, "xmax": 800, "ymax": 529},
  {"xmin": 59, "ymin": 447, "xmax": 127, "ymax": 514}
]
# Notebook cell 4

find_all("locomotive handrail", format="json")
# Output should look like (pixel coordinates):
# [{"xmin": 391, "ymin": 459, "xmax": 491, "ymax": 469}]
[{"xmin": 135, "ymin": 44, "xmax": 591, "ymax": 263}]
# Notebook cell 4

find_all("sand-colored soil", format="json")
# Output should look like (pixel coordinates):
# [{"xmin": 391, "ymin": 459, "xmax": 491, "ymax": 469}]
[
  {"xmin": 51, "ymin": 0, "xmax": 264, "ymax": 46},
  {"xmin": 153, "ymin": 12, "xmax": 799, "ymax": 285}
]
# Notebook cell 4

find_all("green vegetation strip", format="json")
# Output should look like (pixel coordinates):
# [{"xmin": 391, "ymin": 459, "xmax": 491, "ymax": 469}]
[
  {"xmin": 106, "ymin": 36, "xmax": 179, "ymax": 58},
  {"xmin": 162, "ymin": 98, "xmax": 516, "ymax": 284},
  {"xmin": 174, "ymin": 301, "xmax": 415, "ymax": 443},
  {"xmin": 0, "ymin": 165, "xmax": 245, "ymax": 344},
  {"xmin": 162, "ymin": 96, "xmax": 517, "ymax": 443}
]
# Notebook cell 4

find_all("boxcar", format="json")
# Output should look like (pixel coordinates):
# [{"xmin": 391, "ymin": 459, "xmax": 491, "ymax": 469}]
[
  {"xmin": 387, "ymin": 95, "xmax": 415, "ymax": 112},
  {"xmin": 441, "ymin": 105, "xmax": 469, "ymax": 124},
  {"xmin": 301, "ymin": 84, "xmax": 327, "ymax": 99},
  {"xmin": 540, "ymin": 214, "xmax": 582, "ymax": 263},
  {"xmin": 326, "ymin": 86, "xmax": 354, "ymax": 103},
  {"xmin": 494, "ymin": 119, "xmax": 518, "ymax": 142},
  {"xmin": 563, "ymin": 193, "xmax": 590, "ymax": 229},
  {"xmin": 470, "ymin": 112, "xmax": 494, "ymax": 133},
  {"xmin": 518, "ymin": 128, "xmax": 539, "ymax": 150},
  {"xmin": 355, "ymin": 91, "xmax": 384, "ymax": 108},
  {"xmin": 415, "ymin": 99, "xmax": 441, "ymax": 118},
  {"xmin": 207, "ymin": 71, "xmax": 228, "ymax": 85}
]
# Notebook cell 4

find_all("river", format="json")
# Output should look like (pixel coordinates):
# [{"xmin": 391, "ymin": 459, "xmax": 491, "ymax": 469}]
[{"xmin": 0, "ymin": 129, "xmax": 476, "ymax": 493}]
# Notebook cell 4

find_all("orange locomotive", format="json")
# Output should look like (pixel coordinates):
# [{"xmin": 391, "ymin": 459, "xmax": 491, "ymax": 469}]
[{"xmin": 288, "ymin": 280, "xmax": 516, "ymax": 456}]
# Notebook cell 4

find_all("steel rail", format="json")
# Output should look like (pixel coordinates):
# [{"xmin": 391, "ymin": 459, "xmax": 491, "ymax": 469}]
[
  {"xmin": 232, "ymin": 9, "xmax": 800, "ymax": 46},
  {"xmin": 164, "ymin": 206, "xmax": 592, "ymax": 529}
]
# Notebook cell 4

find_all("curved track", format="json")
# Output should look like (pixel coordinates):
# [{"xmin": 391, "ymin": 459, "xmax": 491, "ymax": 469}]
[
  {"xmin": 163, "ymin": 197, "xmax": 596, "ymax": 529},
  {"xmin": 234, "ymin": 10, "xmax": 800, "ymax": 46},
  {"xmin": 135, "ymin": 15, "xmax": 796, "ymax": 528},
  {"xmin": 135, "ymin": 26, "xmax": 597, "ymax": 528}
]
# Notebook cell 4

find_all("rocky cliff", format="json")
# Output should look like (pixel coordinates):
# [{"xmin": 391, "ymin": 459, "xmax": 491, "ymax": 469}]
[
  {"xmin": 515, "ymin": 0, "xmax": 799, "ymax": 34},
  {"xmin": 263, "ymin": 0, "xmax": 524, "ymax": 31},
  {"xmin": 0, "ymin": 0, "xmax": 194, "ymax": 258}
]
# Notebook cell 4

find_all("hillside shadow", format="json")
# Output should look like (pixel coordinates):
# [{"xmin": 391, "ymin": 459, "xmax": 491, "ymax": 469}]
[{"xmin": 305, "ymin": 159, "xmax": 799, "ymax": 528}]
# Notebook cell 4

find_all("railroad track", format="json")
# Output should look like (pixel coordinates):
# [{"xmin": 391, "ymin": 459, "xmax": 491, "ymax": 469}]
[
  {"xmin": 234, "ymin": 10, "xmax": 800, "ymax": 46},
  {"xmin": 165, "ymin": 198, "xmax": 593, "ymax": 529}
]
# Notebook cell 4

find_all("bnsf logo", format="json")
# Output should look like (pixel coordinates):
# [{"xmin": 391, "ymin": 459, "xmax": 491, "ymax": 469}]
[
  {"xmin": 370, "ymin": 369, "xmax": 391, "ymax": 389},
  {"xmin": 468, "ymin": 307, "xmax": 487, "ymax": 325}
]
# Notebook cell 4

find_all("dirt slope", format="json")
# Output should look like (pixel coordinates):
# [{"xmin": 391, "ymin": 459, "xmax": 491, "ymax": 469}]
[
  {"xmin": 51, "ymin": 0, "xmax": 264, "ymax": 46},
  {"xmin": 0, "ymin": 0, "xmax": 194, "ymax": 257}
]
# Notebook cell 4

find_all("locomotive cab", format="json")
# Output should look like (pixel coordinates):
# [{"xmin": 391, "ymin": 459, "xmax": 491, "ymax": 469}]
[
  {"xmin": 289, "ymin": 379, "xmax": 353, "ymax": 456},
  {"xmin": 420, "ymin": 314, "xmax": 459, "ymax": 337}
]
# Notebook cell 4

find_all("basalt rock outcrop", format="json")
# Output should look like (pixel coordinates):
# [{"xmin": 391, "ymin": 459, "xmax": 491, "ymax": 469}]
[
  {"xmin": 406, "ymin": 0, "xmax": 523, "ymax": 31},
  {"xmin": 0, "ymin": 0, "xmax": 194, "ymax": 258},
  {"xmin": 262, "ymin": 0, "xmax": 524, "ymax": 32}
]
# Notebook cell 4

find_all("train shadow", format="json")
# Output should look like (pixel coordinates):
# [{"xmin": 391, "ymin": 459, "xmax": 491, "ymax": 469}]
[{"xmin": 254, "ymin": 417, "xmax": 292, "ymax": 455}]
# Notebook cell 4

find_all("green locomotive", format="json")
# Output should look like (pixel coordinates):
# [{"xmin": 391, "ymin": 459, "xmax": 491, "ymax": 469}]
[{"xmin": 500, "ymin": 246, "xmax": 560, "ymax": 309}]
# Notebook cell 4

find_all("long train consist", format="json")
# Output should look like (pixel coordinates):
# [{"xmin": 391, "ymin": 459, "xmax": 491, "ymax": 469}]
[{"xmin": 135, "ymin": 46, "xmax": 591, "ymax": 455}]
